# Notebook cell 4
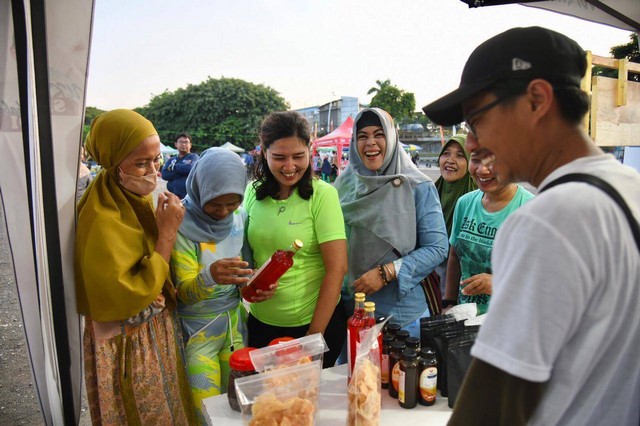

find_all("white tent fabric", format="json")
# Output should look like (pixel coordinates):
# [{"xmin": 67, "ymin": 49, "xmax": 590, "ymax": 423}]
[
  {"xmin": 220, "ymin": 141, "xmax": 245, "ymax": 153},
  {"xmin": 524, "ymin": 0, "xmax": 640, "ymax": 32},
  {"xmin": 461, "ymin": 0, "xmax": 640, "ymax": 32},
  {"xmin": 1, "ymin": 0, "xmax": 91, "ymax": 423},
  {"xmin": 160, "ymin": 142, "xmax": 178, "ymax": 155}
]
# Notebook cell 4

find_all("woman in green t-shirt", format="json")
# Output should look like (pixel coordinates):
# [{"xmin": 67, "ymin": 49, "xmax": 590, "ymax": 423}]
[{"xmin": 243, "ymin": 111, "xmax": 348, "ymax": 367}]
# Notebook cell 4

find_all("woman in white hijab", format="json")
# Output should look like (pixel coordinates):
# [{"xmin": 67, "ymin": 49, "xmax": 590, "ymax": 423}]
[{"xmin": 334, "ymin": 108, "xmax": 448, "ymax": 336}]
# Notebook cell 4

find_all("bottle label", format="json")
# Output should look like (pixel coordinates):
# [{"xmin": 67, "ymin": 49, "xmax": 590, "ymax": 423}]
[
  {"xmin": 419, "ymin": 367, "xmax": 437, "ymax": 402},
  {"xmin": 391, "ymin": 362, "xmax": 401, "ymax": 391},
  {"xmin": 381, "ymin": 354, "xmax": 389, "ymax": 384},
  {"xmin": 398, "ymin": 370, "xmax": 406, "ymax": 403}
]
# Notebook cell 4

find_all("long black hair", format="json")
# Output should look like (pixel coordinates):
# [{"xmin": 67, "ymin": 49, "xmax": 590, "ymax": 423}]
[{"xmin": 253, "ymin": 111, "xmax": 314, "ymax": 200}]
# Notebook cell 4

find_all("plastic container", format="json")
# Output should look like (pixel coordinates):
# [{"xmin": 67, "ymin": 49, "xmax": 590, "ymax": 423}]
[
  {"xmin": 234, "ymin": 359, "xmax": 322, "ymax": 425},
  {"xmin": 228, "ymin": 347, "xmax": 258, "ymax": 412},
  {"xmin": 241, "ymin": 239, "xmax": 303, "ymax": 302},
  {"xmin": 249, "ymin": 333, "xmax": 328, "ymax": 373}
]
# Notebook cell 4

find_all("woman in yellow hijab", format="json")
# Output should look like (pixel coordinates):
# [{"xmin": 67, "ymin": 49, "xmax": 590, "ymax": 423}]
[{"xmin": 76, "ymin": 109, "xmax": 197, "ymax": 425}]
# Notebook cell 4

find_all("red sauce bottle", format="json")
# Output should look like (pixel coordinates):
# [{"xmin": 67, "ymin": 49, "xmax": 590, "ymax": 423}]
[
  {"xmin": 241, "ymin": 239, "xmax": 303, "ymax": 302},
  {"xmin": 361, "ymin": 302, "xmax": 384, "ymax": 368},
  {"xmin": 347, "ymin": 292, "xmax": 366, "ymax": 382}
]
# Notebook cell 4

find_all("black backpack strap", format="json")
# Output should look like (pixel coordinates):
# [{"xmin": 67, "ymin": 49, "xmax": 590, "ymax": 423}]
[{"xmin": 540, "ymin": 173, "xmax": 640, "ymax": 252}]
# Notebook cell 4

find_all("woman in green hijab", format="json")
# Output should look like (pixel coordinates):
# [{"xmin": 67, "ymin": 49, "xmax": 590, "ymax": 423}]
[
  {"xmin": 76, "ymin": 109, "xmax": 196, "ymax": 425},
  {"xmin": 434, "ymin": 134, "xmax": 477, "ymax": 299}
]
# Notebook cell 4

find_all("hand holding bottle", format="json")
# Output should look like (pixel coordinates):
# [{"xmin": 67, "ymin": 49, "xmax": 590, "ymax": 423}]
[
  {"xmin": 248, "ymin": 282, "xmax": 279, "ymax": 303},
  {"xmin": 209, "ymin": 256, "xmax": 253, "ymax": 285}
]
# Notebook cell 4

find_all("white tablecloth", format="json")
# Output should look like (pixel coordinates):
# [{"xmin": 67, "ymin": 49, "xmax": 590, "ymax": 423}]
[{"xmin": 203, "ymin": 363, "xmax": 452, "ymax": 425}]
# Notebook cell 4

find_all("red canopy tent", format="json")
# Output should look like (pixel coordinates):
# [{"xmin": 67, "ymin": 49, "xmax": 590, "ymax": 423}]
[{"xmin": 312, "ymin": 116, "xmax": 354, "ymax": 172}]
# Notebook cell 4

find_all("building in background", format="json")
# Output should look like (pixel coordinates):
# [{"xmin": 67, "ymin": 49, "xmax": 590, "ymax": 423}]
[{"xmin": 295, "ymin": 96, "xmax": 361, "ymax": 137}]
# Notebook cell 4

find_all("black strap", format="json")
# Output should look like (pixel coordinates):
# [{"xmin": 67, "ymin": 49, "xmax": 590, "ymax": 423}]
[{"xmin": 540, "ymin": 173, "xmax": 640, "ymax": 252}]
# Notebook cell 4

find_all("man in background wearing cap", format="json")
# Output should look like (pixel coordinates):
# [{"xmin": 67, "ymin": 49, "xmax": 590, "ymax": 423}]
[{"xmin": 424, "ymin": 27, "xmax": 639, "ymax": 425}]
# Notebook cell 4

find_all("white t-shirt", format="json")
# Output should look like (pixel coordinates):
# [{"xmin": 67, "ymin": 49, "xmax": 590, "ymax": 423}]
[{"xmin": 472, "ymin": 155, "xmax": 640, "ymax": 426}]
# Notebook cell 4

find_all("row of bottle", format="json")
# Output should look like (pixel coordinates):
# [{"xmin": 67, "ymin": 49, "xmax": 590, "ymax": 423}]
[
  {"xmin": 383, "ymin": 325, "xmax": 438, "ymax": 409},
  {"xmin": 346, "ymin": 292, "xmax": 379, "ymax": 382}
]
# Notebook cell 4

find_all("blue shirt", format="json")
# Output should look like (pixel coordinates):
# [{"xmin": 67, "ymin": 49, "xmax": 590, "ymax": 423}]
[
  {"xmin": 162, "ymin": 153, "xmax": 199, "ymax": 199},
  {"xmin": 342, "ymin": 181, "xmax": 448, "ymax": 326}
]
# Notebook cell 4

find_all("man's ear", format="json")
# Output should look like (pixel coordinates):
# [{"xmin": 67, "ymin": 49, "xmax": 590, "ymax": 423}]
[{"xmin": 526, "ymin": 79, "xmax": 554, "ymax": 119}]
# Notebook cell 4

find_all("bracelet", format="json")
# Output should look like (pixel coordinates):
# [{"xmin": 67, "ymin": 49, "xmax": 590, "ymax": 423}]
[
  {"xmin": 377, "ymin": 265, "xmax": 389, "ymax": 286},
  {"xmin": 382, "ymin": 264, "xmax": 393, "ymax": 282}
]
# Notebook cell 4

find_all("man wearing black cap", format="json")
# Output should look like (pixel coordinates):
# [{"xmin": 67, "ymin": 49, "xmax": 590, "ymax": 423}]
[{"xmin": 424, "ymin": 27, "xmax": 640, "ymax": 425}]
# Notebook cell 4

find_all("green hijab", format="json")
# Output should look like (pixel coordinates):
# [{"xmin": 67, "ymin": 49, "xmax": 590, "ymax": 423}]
[{"xmin": 434, "ymin": 134, "xmax": 477, "ymax": 236}]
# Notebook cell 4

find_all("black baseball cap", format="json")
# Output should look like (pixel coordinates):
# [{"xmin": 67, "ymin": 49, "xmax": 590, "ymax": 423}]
[{"xmin": 423, "ymin": 26, "xmax": 587, "ymax": 126}]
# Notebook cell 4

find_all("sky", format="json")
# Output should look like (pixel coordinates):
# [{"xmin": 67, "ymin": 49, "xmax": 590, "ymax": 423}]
[{"xmin": 85, "ymin": 0, "xmax": 634, "ymax": 112}]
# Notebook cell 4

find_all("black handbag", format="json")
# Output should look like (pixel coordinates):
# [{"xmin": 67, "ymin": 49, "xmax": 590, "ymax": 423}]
[{"xmin": 419, "ymin": 270, "xmax": 443, "ymax": 315}]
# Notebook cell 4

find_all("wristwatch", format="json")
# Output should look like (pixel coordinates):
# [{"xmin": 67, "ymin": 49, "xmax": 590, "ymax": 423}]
[{"xmin": 442, "ymin": 299, "xmax": 457, "ymax": 308}]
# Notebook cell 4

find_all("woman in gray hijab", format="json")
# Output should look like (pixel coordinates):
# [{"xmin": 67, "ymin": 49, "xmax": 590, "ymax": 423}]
[
  {"xmin": 334, "ymin": 108, "xmax": 448, "ymax": 336},
  {"xmin": 169, "ymin": 147, "xmax": 271, "ymax": 422}
]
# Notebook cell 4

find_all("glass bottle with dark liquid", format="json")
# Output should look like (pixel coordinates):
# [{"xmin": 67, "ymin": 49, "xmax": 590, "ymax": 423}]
[{"xmin": 241, "ymin": 239, "xmax": 303, "ymax": 302}]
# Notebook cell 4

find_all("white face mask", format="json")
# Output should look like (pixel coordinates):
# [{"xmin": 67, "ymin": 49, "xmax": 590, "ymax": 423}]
[{"xmin": 118, "ymin": 167, "xmax": 158, "ymax": 196}]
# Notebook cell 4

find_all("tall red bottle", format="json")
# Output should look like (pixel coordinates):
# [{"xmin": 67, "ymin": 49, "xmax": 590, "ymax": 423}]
[
  {"xmin": 361, "ymin": 302, "xmax": 383, "ymax": 366},
  {"xmin": 241, "ymin": 239, "xmax": 303, "ymax": 303},
  {"xmin": 347, "ymin": 292, "xmax": 366, "ymax": 382}
]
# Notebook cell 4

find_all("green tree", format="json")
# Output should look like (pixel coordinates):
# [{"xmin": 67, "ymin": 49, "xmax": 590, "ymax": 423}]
[
  {"xmin": 83, "ymin": 106, "xmax": 106, "ymax": 141},
  {"xmin": 367, "ymin": 79, "xmax": 416, "ymax": 123},
  {"xmin": 593, "ymin": 33, "xmax": 639, "ymax": 82},
  {"xmin": 136, "ymin": 77, "xmax": 288, "ymax": 151}
]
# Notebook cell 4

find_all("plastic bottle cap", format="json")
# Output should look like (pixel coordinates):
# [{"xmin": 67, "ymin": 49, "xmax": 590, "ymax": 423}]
[
  {"xmin": 293, "ymin": 239, "xmax": 304, "ymax": 250},
  {"xmin": 386, "ymin": 324, "xmax": 401, "ymax": 333},
  {"xmin": 268, "ymin": 337, "xmax": 295, "ymax": 346},
  {"xmin": 420, "ymin": 348, "xmax": 436, "ymax": 359},
  {"xmin": 364, "ymin": 301, "xmax": 375, "ymax": 312},
  {"xmin": 401, "ymin": 348, "xmax": 418, "ymax": 361},
  {"xmin": 395, "ymin": 330, "xmax": 410, "ymax": 341},
  {"xmin": 383, "ymin": 335, "xmax": 395, "ymax": 343},
  {"xmin": 405, "ymin": 336, "xmax": 420, "ymax": 348},
  {"xmin": 229, "ymin": 347, "xmax": 257, "ymax": 371},
  {"xmin": 390, "ymin": 341, "xmax": 406, "ymax": 350},
  {"xmin": 354, "ymin": 292, "xmax": 366, "ymax": 301}
]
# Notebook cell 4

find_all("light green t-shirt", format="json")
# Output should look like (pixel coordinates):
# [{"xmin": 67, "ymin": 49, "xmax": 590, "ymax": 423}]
[{"xmin": 243, "ymin": 179, "xmax": 346, "ymax": 327}]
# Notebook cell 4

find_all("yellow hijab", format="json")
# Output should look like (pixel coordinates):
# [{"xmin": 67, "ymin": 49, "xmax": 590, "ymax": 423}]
[{"xmin": 75, "ymin": 109, "xmax": 175, "ymax": 321}]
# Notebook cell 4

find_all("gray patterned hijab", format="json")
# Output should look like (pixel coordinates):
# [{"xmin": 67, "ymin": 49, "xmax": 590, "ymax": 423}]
[
  {"xmin": 334, "ymin": 108, "xmax": 429, "ymax": 284},
  {"xmin": 180, "ymin": 147, "xmax": 247, "ymax": 243}
]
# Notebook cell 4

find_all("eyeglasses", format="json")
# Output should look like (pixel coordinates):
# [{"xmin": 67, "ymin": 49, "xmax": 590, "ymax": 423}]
[{"xmin": 463, "ymin": 95, "xmax": 513, "ymax": 139}]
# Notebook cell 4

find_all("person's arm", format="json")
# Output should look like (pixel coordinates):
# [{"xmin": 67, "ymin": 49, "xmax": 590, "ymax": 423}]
[
  {"xmin": 161, "ymin": 157, "xmax": 179, "ymax": 181},
  {"xmin": 390, "ymin": 182, "xmax": 449, "ymax": 294},
  {"xmin": 308, "ymin": 239, "xmax": 347, "ymax": 335},
  {"xmin": 173, "ymin": 153, "xmax": 199, "ymax": 175},
  {"xmin": 448, "ymin": 358, "xmax": 545, "ymax": 426},
  {"xmin": 444, "ymin": 245, "xmax": 461, "ymax": 303}
]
